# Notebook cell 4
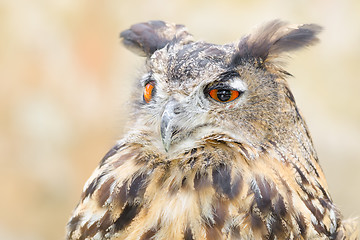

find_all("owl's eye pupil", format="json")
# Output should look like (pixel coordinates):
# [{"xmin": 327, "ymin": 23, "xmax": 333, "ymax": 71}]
[
  {"xmin": 209, "ymin": 88, "xmax": 240, "ymax": 103},
  {"xmin": 217, "ymin": 90, "xmax": 232, "ymax": 101}
]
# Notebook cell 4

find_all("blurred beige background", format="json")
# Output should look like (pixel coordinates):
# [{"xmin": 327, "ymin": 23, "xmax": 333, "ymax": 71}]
[{"xmin": 1, "ymin": 0, "xmax": 359, "ymax": 239}]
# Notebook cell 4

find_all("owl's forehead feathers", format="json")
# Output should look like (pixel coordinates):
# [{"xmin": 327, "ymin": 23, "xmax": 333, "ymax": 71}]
[{"xmin": 149, "ymin": 42, "xmax": 235, "ymax": 84}]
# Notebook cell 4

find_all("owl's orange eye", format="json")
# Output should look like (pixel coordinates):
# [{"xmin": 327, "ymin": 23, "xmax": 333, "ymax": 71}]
[
  {"xmin": 209, "ymin": 89, "xmax": 240, "ymax": 103},
  {"xmin": 143, "ymin": 82, "xmax": 155, "ymax": 103}
]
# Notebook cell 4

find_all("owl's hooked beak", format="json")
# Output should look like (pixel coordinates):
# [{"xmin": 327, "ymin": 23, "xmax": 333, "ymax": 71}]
[{"xmin": 160, "ymin": 99, "xmax": 180, "ymax": 152}]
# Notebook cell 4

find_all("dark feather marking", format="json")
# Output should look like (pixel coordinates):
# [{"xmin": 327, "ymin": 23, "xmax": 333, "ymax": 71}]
[
  {"xmin": 98, "ymin": 210, "xmax": 112, "ymax": 235},
  {"xmin": 252, "ymin": 177, "xmax": 273, "ymax": 212},
  {"xmin": 295, "ymin": 213, "xmax": 307, "ymax": 237},
  {"xmin": 67, "ymin": 214, "xmax": 81, "ymax": 236},
  {"xmin": 273, "ymin": 194, "xmax": 287, "ymax": 217},
  {"xmin": 187, "ymin": 157, "xmax": 197, "ymax": 168},
  {"xmin": 218, "ymin": 70, "xmax": 240, "ymax": 82},
  {"xmin": 140, "ymin": 229, "xmax": 157, "ymax": 240},
  {"xmin": 230, "ymin": 173, "xmax": 243, "ymax": 199},
  {"xmin": 78, "ymin": 222, "xmax": 91, "ymax": 239},
  {"xmin": 114, "ymin": 203, "xmax": 141, "ymax": 232},
  {"xmin": 312, "ymin": 220, "xmax": 328, "ymax": 236},
  {"xmin": 279, "ymin": 69, "xmax": 293, "ymax": 77},
  {"xmin": 194, "ymin": 171, "xmax": 211, "ymax": 190},
  {"xmin": 83, "ymin": 179, "xmax": 97, "ymax": 199},
  {"xmin": 297, "ymin": 182, "xmax": 314, "ymax": 199},
  {"xmin": 82, "ymin": 222, "xmax": 98, "ymax": 238},
  {"xmin": 203, "ymin": 200, "xmax": 229, "ymax": 239},
  {"xmin": 284, "ymin": 85, "xmax": 296, "ymax": 104},
  {"xmin": 268, "ymin": 139, "xmax": 277, "ymax": 148},
  {"xmin": 212, "ymin": 163, "xmax": 232, "ymax": 198},
  {"xmin": 284, "ymin": 85, "xmax": 303, "ymax": 122},
  {"xmin": 112, "ymin": 151, "xmax": 138, "ymax": 168},
  {"xmin": 329, "ymin": 209, "xmax": 342, "ymax": 239},
  {"xmin": 318, "ymin": 198, "xmax": 332, "ymax": 212},
  {"xmin": 181, "ymin": 176, "xmax": 187, "ymax": 187},
  {"xmin": 303, "ymin": 199, "xmax": 324, "ymax": 222},
  {"xmin": 83, "ymin": 171, "xmax": 107, "ymax": 200},
  {"xmin": 292, "ymin": 163, "xmax": 309, "ymax": 184},
  {"xmin": 97, "ymin": 177, "xmax": 115, "ymax": 207},
  {"xmin": 330, "ymin": 231, "xmax": 339, "ymax": 240},
  {"xmin": 259, "ymin": 145, "xmax": 266, "ymax": 153},
  {"xmin": 99, "ymin": 143, "xmax": 124, "ymax": 167},
  {"xmin": 190, "ymin": 148, "xmax": 197, "ymax": 155},
  {"xmin": 114, "ymin": 172, "xmax": 149, "ymax": 209},
  {"xmin": 115, "ymin": 181, "xmax": 128, "ymax": 210},
  {"xmin": 304, "ymin": 128, "xmax": 314, "ymax": 153},
  {"xmin": 269, "ymin": 216, "xmax": 286, "ymax": 238},
  {"xmin": 250, "ymin": 206, "xmax": 265, "ymax": 232},
  {"xmin": 202, "ymin": 152, "xmax": 213, "ymax": 167},
  {"xmin": 312, "ymin": 165, "xmax": 320, "ymax": 178},
  {"xmin": 184, "ymin": 227, "xmax": 194, "ymax": 240},
  {"xmin": 128, "ymin": 173, "xmax": 148, "ymax": 201},
  {"xmin": 236, "ymin": 142, "xmax": 250, "ymax": 159},
  {"xmin": 317, "ymin": 182, "xmax": 331, "ymax": 200}
]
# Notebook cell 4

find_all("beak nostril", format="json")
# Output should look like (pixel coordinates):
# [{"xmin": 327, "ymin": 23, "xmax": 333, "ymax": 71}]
[{"xmin": 173, "ymin": 106, "xmax": 181, "ymax": 114}]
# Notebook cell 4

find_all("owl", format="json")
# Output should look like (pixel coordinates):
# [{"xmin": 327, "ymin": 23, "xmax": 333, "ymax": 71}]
[{"xmin": 67, "ymin": 20, "xmax": 358, "ymax": 239}]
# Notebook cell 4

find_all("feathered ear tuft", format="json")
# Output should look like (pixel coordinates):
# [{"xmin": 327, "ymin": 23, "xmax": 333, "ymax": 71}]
[
  {"xmin": 120, "ymin": 20, "xmax": 193, "ymax": 57},
  {"xmin": 233, "ymin": 20, "xmax": 322, "ymax": 65}
]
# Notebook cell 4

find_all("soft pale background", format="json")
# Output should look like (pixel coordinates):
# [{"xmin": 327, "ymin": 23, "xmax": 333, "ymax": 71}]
[{"xmin": 1, "ymin": 0, "xmax": 359, "ymax": 239}]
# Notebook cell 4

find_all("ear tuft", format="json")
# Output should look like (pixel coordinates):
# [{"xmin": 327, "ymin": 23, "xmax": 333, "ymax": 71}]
[
  {"xmin": 234, "ymin": 20, "xmax": 322, "ymax": 65},
  {"xmin": 120, "ymin": 20, "xmax": 193, "ymax": 57}
]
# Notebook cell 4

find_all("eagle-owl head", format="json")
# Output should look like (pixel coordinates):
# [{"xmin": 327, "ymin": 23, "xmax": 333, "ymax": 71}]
[{"xmin": 120, "ymin": 20, "xmax": 322, "ymax": 155}]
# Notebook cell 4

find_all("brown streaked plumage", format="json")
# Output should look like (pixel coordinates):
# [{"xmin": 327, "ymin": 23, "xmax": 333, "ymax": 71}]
[{"xmin": 67, "ymin": 20, "xmax": 359, "ymax": 239}]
